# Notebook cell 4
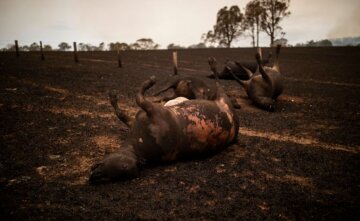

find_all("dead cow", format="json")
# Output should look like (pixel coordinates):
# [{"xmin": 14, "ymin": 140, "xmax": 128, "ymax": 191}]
[
  {"xmin": 152, "ymin": 75, "xmax": 217, "ymax": 101},
  {"xmin": 207, "ymin": 52, "xmax": 272, "ymax": 80},
  {"xmin": 90, "ymin": 75, "xmax": 239, "ymax": 183},
  {"xmin": 224, "ymin": 45, "xmax": 283, "ymax": 111},
  {"xmin": 152, "ymin": 75, "xmax": 241, "ymax": 109}
]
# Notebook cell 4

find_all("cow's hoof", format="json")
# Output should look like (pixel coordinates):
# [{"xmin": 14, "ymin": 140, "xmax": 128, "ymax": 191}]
[
  {"xmin": 208, "ymin": 57, "xmax": 217, "ymax": 67},
  {"xmin": 150, "ymin": 75, "xmax": 156, "ymax": 83}
]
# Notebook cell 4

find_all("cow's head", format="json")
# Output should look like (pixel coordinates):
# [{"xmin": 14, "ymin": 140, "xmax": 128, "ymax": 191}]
[{"xmin": 89, "ymin": 150, "xmax": 138, "ymax": 184}]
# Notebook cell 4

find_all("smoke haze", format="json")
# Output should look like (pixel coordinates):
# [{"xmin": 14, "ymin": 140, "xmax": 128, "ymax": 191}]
[
  {"xmin": 328, "ymin": 4, "xmax": 360, "ymax": 38},
  {"xmin": 0, "ymin": 0, "xmax": 359, "ymax": 48}
]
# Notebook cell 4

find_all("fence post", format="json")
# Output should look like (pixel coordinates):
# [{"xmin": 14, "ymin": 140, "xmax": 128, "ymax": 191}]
[
  {"xmin": 117, "ymin": 45, "xmax": 122, "ymax": 68},
  {"xmin": 15, "ymin": 40, "xmax": 20, "ymax": 57},
  {"xmin": 40, "ymin": 41, "xmax": 45, "ymax": 60},
  {"xmin": 172, "ymin": 51, "xmax": 178, "ymax": 75},
  {"xmin": 73, "ymin": 42, "xmax": 79, "ymax": 63}
]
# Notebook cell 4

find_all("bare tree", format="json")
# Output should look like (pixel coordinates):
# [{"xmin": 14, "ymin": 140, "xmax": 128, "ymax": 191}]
[
  {"xmin": 203, "ymin": 6, "xmax": 244, "ymax": 48},
  {"xmin": 244, "ymin": 0, "xmax": 264, "ymax": 47},
  {"xmin": 260, "ymin": 0, "xmax": 290, "ymax": 46}
]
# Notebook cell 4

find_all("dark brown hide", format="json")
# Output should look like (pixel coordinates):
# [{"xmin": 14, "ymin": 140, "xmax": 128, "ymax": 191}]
[
  {"xmin": 90, "ymin": 76, "xmax": 239, "ymax": 183},
  {"xmin": 229, "ymin": 45, "xmax": 283, "ymax": 111}
]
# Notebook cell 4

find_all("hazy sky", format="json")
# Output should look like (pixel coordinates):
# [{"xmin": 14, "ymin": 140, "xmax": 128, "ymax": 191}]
[{"xmin": 0, "ymin": 0, "xmax": 359, "ymax": 48}]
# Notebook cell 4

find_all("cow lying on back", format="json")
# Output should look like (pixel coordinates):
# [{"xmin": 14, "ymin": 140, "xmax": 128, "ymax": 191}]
[
  {"xmin": 221, "ymin": 45, "xmax": 283, "ymax": 111},
  {"xmin": 207, "ymin": 52, "xmax": 272, "ymax": 80},
  {"xmin": 90, "ymin": 75, "xmax": 239, "ymax": 183}
]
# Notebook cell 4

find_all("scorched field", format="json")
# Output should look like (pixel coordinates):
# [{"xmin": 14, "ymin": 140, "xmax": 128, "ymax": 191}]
[{"xmin": 0, "ymin": 47, "xmax": 359, "ymax": 220}]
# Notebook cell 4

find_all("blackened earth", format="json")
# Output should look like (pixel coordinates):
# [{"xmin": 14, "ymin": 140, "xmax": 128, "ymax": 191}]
[{"xmin": 0, "ymin": 47, "xmax": 359, "ymax": 220}]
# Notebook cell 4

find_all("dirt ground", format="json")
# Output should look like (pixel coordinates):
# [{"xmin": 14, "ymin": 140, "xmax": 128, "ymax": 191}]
[{"xmin": 0, "ymin": 47, "xmax": 359, "ymax": 220}]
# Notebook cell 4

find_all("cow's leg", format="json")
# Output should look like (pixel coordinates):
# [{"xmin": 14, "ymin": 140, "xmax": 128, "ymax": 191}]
[
  {"xmin": 136, "ymin": 76, "xmax": 161, "ymax": 116},
  {"xmin": 152, "ymin": 78, "xmax": 179, "ymax": 96},
  {"xmin": 226, "ymin": 66, "xmax": 250, "ymax": 91},
  {"xmin": 256, "ymin": 52, "xmax": 272, "ymax": 85},
  {"xmin": 109, "ymin": 91, "xmax": 134, "ymax": 127}
]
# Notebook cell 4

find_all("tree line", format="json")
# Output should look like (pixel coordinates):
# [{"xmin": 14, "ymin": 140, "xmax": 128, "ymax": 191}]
[
  {"xmin": 0, "ymin": 0, "xmax": 291, "ymax": 51},
  {"xmin": 0, "ymin": 38, "xmax": 161, "ymax": 52},
  {"xmin": 294, "ymin": 39, "xmax": 333, "ymax": 47},
  {"xmin": 1, "ymin": 42, "xmax": 53, "ymax": 52},
  {"xmin": 203, "ymin": 0, "xmax": 291, "ymax": 48}
]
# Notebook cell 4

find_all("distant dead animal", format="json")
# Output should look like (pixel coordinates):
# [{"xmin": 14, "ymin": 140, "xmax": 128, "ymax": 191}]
[
  {"xmin": 152, "ymin": 74, "xmax": 241, "ymax": 109},
  {"xmin": 89, "ymin": 75, "xmax": 240, "ymax": 183},
  {"xmin": 152, "ymin": 75, "xmax": 217, "ymax": 101},
  {"xmin": 207, "ymin": 51, "xmax": 272, "ymax": 80},
  {"xmin": 209, "ymin": 45, "xmax": 283, "ymax": 111},
  {"xmin": 153, "ymin": 52, "xmax": 216, "ymax": 102}
]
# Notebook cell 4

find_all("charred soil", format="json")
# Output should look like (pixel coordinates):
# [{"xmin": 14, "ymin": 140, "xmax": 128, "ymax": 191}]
[{"xmin": 0, "ymin": 47, "xmax": 359, "ymax": 220}]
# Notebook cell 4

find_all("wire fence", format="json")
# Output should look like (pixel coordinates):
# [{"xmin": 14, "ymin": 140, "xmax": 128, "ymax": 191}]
[{"xmin": 2, "ymin": 40, "xmax": 179, "ymax": 74}]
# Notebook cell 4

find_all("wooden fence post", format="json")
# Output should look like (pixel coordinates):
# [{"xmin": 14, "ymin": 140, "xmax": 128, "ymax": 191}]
[
  {"xmin": 40, "ymin": 41, "xmax": 45, "ymax": 60},
  {"xmin": 15, "ymin": 40, "xmax": 20, "ymax": 57},
  {"xmin": 117, "ymin": 45, "xmax": 122, "ymax": 68},
  {"xmin": 172, "ymin": 51, "xmax": 178, "ymax": 75},
  {"xmin": 73, "ymin": 42, "xmax": 79, "ymax": 63}
]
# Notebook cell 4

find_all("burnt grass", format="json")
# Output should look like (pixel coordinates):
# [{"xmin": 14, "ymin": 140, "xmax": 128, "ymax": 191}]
[{"xmin": 0, "ymin": 47, "xmax": 359, "ymax": 220}]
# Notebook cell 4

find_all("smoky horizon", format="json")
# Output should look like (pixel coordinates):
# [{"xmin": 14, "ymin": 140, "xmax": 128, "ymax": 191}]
[{"xmin": 0, "ymin": 0, "xmax": 359, "ymax": 49}]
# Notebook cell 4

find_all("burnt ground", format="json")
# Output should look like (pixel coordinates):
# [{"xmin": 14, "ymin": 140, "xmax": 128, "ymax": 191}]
[{"xmin": 0, "ymin": 47, "xmax": 359, "ymax": 220}]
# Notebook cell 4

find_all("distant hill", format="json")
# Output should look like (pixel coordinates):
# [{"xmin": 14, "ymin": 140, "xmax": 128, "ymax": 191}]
[{"xmin": 329, "ymin": 36, "xmax": 360, "ymax": 46}]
